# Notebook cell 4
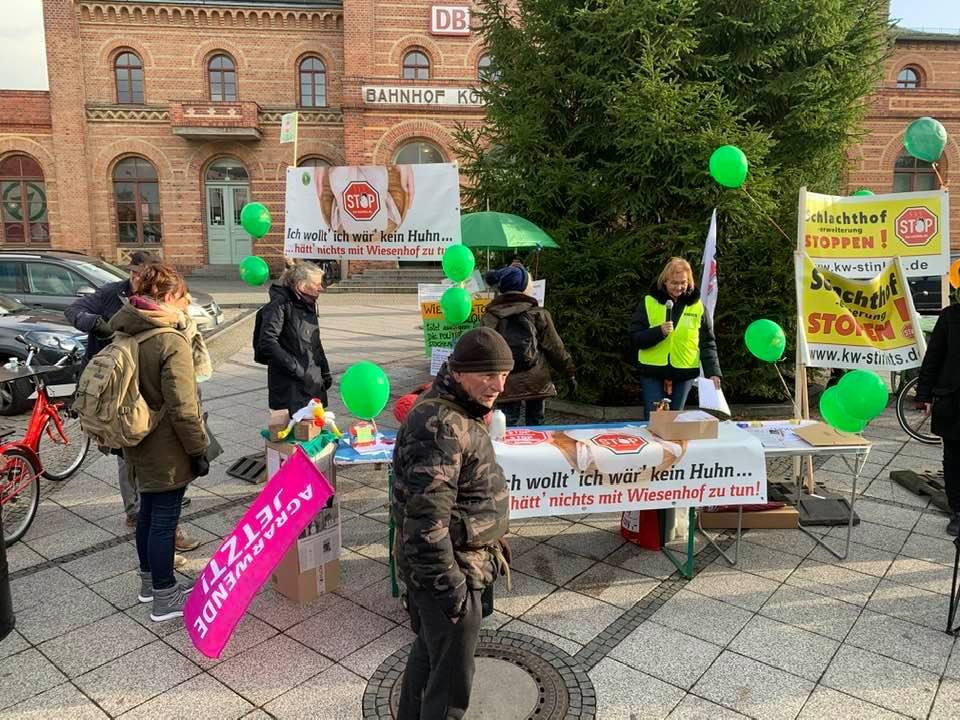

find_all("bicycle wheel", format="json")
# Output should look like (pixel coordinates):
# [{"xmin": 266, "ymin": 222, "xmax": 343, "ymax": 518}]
[
  {"xmin": 895, "ymin": 376, "xmax": 941, "ymax": 445},
  {"xmin": 2, "ymin": 447, "xmax": 41, "ymax": 547},
  {"xmin": 39, "ymin": 407, "xmax": 91, "ymax": 481}
]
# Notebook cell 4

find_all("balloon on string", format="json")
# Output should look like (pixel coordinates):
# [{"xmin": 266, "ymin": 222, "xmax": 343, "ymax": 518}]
[
  {"xmin": 744, "ymin": 319, "xmax": 786, "ymax": 363},
  {"xmin": 238, "ymin": 256, "xmax": 270, "ymax": 286},
  {"xmin": 949, "ymin": 258, "xmax": 960, "ymax": 290},
  {"xmin": 903, "ymin": 117, "xmax": 948, "ymax": 163},
  {"xmin": 851, "ymin": 188, "xmax": 874, "ymax": 196},
  {"xmin": 240, "ymin": 202, "xmax": 272, "ymax": 238},
  {"xmin": 340, "ymin": 361, "xmax": 391, "ymax": 420},
  {"xmin": 819, "ymin": 386, "xmax": 866, "ymax": 433},
  {"xmin": 837, "ymin": 369, "xmax": 888, "ymax": 421},
  {"xmin": 440, "ymin": 286, "xmax": 473, "ymax": 324},
  {"xmin": 441, "ymin": 245, "xmax": 476, "ymax": 283},
  {"xmin": 709, "ymin": 145, "xmax": 749, "ymax": 188}
]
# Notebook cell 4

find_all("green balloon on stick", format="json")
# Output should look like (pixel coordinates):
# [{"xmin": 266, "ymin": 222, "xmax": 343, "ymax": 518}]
[
  {"xmin": 837, "ymin": 369, "xmax": 888, "ymax": 421},
  {"xmin": 819, "ymin": 386, "xmax": 866, "ymax": 433},
  {"xmin": 904, "ymin": 117, "xmax": 948, "ymax": 163},
  {"xmin": 240, "ymin": 202, "xmax": 272, "ymax": 238},
  {"xmin": 238, "ymin": 256, "xmax": 270, "ymax": 286},
  {"xmin": 440, "ymin": 286, "xmax": 473, "ymax": 325},
  {"xmin": 441, "ymin": 245, "xmax": 476, "ymax": 283},
  {"xmin": 709, "ymin": 145, "xmax": 749, "ymax": 188},
  {"xmin": 851, "ymin": 188, "xmax": 874, "ymax": 196},
  {"xmin": 744, "ymin": 319, "xmax": 786, "ymax": 363},
  {"xmin": 340, "ymin": 361, "xmax": 391, "ymax": 420}
]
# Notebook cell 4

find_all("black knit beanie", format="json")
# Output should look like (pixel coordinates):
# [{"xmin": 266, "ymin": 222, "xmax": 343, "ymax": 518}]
[{"xmin": 448, "ymin": 327, "xmax": 515, "ymax": 374}]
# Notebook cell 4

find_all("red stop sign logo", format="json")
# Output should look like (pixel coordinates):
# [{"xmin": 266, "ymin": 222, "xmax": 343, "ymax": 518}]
[
  {"xmin": 592, "ymin": 433, "xmax": 647, "ymax": 455},
  {"xmin": 342, "ymin": 181, "xmax": 380, "ymax": 222},
  {"xmin": 502, "ymin": 429, "xmax": 549, "ymax": 446},
  {"xmin": 895, "ymin": 207, "xmax": 938, "ymax": 247}
]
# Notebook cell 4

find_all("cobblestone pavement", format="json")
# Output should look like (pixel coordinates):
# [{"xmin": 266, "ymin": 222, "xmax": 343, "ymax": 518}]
[{"xmin": 1, "ymin": 293, "xmax": 957, "ymax": 719}]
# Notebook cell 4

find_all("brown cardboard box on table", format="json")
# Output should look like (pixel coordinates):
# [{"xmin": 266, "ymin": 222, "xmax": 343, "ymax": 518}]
[
  {"xmin": 699, "ymin": 505, "xmax": 799, "ymax": 530},
  {"xmin": 294, "ymin": 421, "xmax": 322, "ymax": 442},
  {"xmin": 265, "ymin": 438, "xmax": 342, "ymax": 603},
  {"xmin": 649, "ymin": 410, "xmax": 719, "ymax": 441}
]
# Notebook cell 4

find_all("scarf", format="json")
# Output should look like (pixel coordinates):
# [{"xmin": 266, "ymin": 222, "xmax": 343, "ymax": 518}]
[{"xmin": 128, "ymin": 296, "xmax": 213, "ymax": 382}]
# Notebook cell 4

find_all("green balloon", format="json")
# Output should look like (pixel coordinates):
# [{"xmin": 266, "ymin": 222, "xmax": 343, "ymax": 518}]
[
  {"xmin": 240, "ymin": 202, "xmax": 272, "ymax": 238},
  {"xmin": 819, "ymin": 386, "xmax": 866, "ymax": 433},
  {"xmin": 904, "ymin": 117, "xmax": 948, "ymax": 163},
  {"xmin": 744, "ymin": 319, "xmax": 786, "ymax": 363},
  {"xmin": 440, "ymin": 286, "xmax": 473, "ymax": 325},
  {"xmin": 441, "ymin": 245, "xmax": 476, "ymax": 283},
  {"xmin": 709, "ymin": 145, "xmax": 749, "ymax": 188},
  {"xmin": 851, "ymin": 188, "xmax": 874, "ymax": 196},
  {"xmin": 837, "ymin": 369, "xmax": 888, "ymax": 421},
  {"xmin": 340, "ymin": 361, "xmax": 391, "ymax": 420},
  {"xmin": 238, "ymin": 255, "xmax": 270, "ymax": 286}
]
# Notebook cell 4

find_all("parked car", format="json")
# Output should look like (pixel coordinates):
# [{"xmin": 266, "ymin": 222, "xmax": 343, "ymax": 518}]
[
  {"xmin": 908, "ymin": 276, "xmax": 942, "ymax": 314},
  {"xmin": 0, "ymin": 294, "xmax": 87, "ymax": 415},
  {"xmin": 0, "ymin": 251, "xmax": 224, "ymax": 332}
]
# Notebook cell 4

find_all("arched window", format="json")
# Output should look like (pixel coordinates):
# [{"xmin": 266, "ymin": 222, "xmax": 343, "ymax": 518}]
[
  {"xmin": 893, "ymin": 153, "xmax": 939, "ymax": 192},
  {"xmin": 393, "ymin": 141, "xmax": 446, "ymax": 165},
  {"xmin": 208, "ymin": 54, "xmax": 237, "ymax": 102},
  {"xmin": 402, "ymin": 50, "xmax": 430, "ymax": 81},
  {"xmin": 478, "ymin": 52, "xmax": 498, "ymax": 82},
  {"xmin": 0, "ymin": 154, "xmax": 48, "ymax": 245},
  {"xmin": 115, "ymin": 51, "xmax": 144, "ymax": 104},
  {"xmin": 896, "ymin": 66, "xmax": 921, "ymax": 89},
  {"xmin": 298, "ymin": 156, "xmax": 331, "ymax": 168},
  {"xmin": 205, "ymin": 159, "xmax": 248, "ymax": 183},
  {"xmin": 299, "ymin": 56, "xmax": 327, "ymax": 107},
  {"xmin": 113, "ymin": 157, "xmax": 161, "ymax": 245}
]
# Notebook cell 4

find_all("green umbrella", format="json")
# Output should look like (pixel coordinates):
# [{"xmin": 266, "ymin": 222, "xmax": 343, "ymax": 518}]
[{"xmin": 460, "ymin": 212, "xmax": 560, "ymax": 249}]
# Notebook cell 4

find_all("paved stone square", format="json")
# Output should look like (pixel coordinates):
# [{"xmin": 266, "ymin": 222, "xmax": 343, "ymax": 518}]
[{"xmin": 1, "ymin": 293, "xmax": 958, "ymax": 719}]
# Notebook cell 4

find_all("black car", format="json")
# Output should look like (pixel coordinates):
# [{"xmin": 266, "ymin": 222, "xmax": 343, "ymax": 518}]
[{"xmin": 0, "ymin": 294, "xmax": 86, "ymax": 415}]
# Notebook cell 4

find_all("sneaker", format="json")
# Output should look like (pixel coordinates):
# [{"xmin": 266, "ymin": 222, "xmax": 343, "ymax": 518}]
[
  {"xmin": 150, "ymin": 582, "xmax": 192, "ymax": 622},
  {"xmin": 138, "ymin": 570, "xmax": 153, "ymax": 603},
  {"xmin": 126, "ymin": 514, "xmax": 137, "ymax": 528},
  {"xmin": 175, "ymin": 527, "xmax": 200, "ymax": 552},
  {"xmin": 947, "ymin": 515, "xmax": 959, "ymax": 536},
  {"xmin": 174, "ymin": 553, "xmax": 187, "ymax": 569}
]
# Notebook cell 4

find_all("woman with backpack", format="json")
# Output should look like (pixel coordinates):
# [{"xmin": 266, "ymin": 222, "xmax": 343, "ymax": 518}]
[
  {"xmin": 108, "ymin": 263, "xmax": 210, "ymax": 622},
  {"xmin": 482, "ymin": 264, "xmax": 576, "ymax": 426},
  {"xmin": 257, "ymin": 261, "xmax": 332, "ymax": 416},
  {"xmin": 630, "ymin": 257, "xmax": 722, "ymax": 418}
]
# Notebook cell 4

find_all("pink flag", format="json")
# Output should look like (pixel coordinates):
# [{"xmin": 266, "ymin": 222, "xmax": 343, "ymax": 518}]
[{"xmin": 184, "ymin": 448, "xmax": 334, "ymax": 658}]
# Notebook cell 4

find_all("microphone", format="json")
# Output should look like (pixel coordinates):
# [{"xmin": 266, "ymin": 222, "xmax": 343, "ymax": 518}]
[{"xmin": 665, "ymin": 299, "xmax": 674, "ymax": 319}]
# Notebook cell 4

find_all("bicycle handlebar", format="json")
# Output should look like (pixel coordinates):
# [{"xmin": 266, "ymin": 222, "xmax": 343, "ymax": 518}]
[{"xmin": 12, "ymin": 335, "xmax": 83, "ymax": 369}]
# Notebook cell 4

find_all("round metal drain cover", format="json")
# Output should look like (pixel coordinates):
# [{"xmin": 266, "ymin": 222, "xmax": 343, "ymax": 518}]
[{"xmin": 363, "ymin": 630, "xmax": 596, "ymax": 719}]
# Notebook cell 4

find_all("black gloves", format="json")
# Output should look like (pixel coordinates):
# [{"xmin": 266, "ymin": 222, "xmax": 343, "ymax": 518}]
[
  {"xmin": 93, "ymin": 317, "xmax": 114, "ymax": 340},
  {"xmin": 190, "ymin": 454, "xmax": 210, "ymax": 478},
  {"xmin": 323, "ymin": 374, "xmax": 333, "ymax": 391},
  {"xmin": 304, "ymin": 368, "xmax": 328, "ymax": 396}
]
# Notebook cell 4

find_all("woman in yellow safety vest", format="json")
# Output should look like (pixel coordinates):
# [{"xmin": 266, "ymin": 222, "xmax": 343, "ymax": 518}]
[{"xmin": 629, "ymin": 257, "xmax": 722, "ymax": 418}]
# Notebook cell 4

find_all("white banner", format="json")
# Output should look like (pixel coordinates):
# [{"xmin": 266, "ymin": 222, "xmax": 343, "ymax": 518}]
[
  {"xmin": 700, "ymin": 209, "xmax": 718, "ymax": 322},
  {"xmin": 284, "ymin": 163, "xmax": 461, "ymax": 261},
  {"xmin": 496, "ymin": 423, "xmax": 767, "ymax": 518}
]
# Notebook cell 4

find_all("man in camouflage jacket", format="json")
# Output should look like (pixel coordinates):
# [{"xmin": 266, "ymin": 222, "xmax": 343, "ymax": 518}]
[{"xmin": 392, "ymin": 327, "xmax": 514, "ymax": 719}]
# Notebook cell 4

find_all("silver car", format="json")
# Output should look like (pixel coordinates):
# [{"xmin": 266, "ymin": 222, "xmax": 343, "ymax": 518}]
[{"xmin": 0, "ymin": 251, "xmax": 224, "ymax": 332}]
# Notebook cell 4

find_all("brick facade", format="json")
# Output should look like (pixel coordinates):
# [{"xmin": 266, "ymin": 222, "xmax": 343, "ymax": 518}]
[{"xmin": 2, "ymin": 6, "xmax": 956, "ymax": 270}]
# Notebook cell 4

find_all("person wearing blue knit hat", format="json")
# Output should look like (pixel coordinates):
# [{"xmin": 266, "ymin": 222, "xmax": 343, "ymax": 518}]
[{"xmin": 482, "ymin": 264, "xmax": 576, "ymax": 426}]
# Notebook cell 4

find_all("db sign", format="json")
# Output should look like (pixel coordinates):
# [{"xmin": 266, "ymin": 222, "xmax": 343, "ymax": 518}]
[
  {"xmin": 342, "ymin": 181, "xmax": 380, "ymax": 222},
  {"xmin": 895, "ymin": 207, "xmax": 938, "ymax": 247},
  {"xmin": 431, "ymin": 5, "xmax": 471, "ymax": 36}
]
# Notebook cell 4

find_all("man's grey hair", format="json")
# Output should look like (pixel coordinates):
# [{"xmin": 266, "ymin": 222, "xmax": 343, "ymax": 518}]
[{"xmin": 280, "ymin": 261, "xmax": 324, "ymax": 290}]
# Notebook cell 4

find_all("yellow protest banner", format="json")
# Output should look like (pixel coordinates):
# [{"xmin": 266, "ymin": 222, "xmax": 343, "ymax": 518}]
[
  {"xmin": 417, "ymin": 284, "xmax": 491, "ymax": 357},
  {"xmin": 796, "ymin": 252, "xmax": 926, "ymax": 370},
  {"xmin": 798, "ymin": 188, "xmax": 950, "ymax": 278}
]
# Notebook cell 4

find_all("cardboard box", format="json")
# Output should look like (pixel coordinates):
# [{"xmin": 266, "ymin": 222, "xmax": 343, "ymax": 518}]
[
  {"xmin": 649, "ymin": 410, "xmax": 719, "ymax": 441},
  {"xmin": 268, "ymin": 410, "xmax": 291, "ymax": 442},
  {"xmin": 699, "ymin": 505, "xmax": 799, "ymax": 530},
  {"xmin": 271, "ymin": 548, "xmax": 340, "ymax": 602}
]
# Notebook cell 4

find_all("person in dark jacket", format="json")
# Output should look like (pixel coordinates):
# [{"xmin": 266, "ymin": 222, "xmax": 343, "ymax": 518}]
[
  {"xmin": 110, "ymin": 263, "xmax": 209, "ymax": 622},
  {"xmin": 259, "ymin": 261, "xmax": 332, "ymax": 415},
  {"xmin": 629, "ymin": 257, "xmax": 722, "ymax": 418},
  {"xmin": 481, "ymin": 264, "xmax": 576, "ymax": 426},
  {"xmin": 392, "ymin": 327, "xmax": 513, "ymax": 720},
  {"xmin": 917, "ymin": 300, "xmax": 960, "ymax": 535}
]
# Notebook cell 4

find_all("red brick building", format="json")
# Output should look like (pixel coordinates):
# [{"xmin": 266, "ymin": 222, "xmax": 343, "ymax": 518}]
[
  {"xmin": 1, "ymin": 6, "xmax": 957, "ymax": 272},
  {"xmin": 0, "ymin": 0, "xmax": 489, "ymax": 272}
]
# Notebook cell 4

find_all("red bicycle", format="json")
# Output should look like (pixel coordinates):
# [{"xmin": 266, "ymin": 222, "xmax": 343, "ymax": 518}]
[{"xmin": 1, "ymin": 337, "xmax": 89, "ymax": 546}]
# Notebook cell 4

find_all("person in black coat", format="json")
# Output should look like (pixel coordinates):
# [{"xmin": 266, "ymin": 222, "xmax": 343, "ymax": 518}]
[
  {"xmin": 917, "ymin": 300, "xmax": 960, "ymax": 535},
  {"xmin": 259, "ymin": 261, "xmax": 332, "ymax": 415}
]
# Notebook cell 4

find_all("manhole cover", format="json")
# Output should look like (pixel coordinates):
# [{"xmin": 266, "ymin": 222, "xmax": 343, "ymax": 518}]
[{"xmin": 363, "ymin": 630, "xmax": 596, "ymax": 719}]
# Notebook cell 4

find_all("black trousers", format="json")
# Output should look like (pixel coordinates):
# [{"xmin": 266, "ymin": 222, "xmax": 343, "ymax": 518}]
[
  {"xmin": 945, "ymin": 439, "xmax": 960, "ymax": 514},
  {"xmin": 397, "ymin": 588, "xmax": 482, "ymax": 720}
]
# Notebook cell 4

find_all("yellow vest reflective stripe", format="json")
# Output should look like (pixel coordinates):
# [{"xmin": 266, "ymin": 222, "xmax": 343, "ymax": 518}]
[{"xmin": 638, "ymin": 296, "xmax": 704, "ymax": 369}]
